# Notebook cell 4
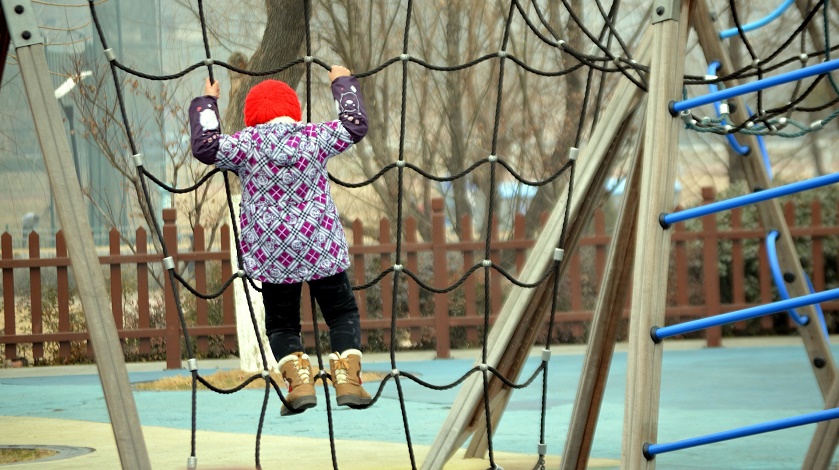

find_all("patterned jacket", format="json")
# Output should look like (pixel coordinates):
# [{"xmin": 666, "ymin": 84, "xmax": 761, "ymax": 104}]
[{"xmin": 189, "ymin": 76, "xmax": 368, "ymax": 284}]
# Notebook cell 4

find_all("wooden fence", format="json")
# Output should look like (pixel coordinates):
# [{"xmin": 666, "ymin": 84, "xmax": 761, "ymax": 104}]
[{"xmin": 3, "ymin": 188, "xmax": 839, "ymax": 367}]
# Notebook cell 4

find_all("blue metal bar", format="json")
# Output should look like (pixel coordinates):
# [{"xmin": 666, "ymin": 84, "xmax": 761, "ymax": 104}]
[
  {"xmin": 708, "ymin": 62, "xmax": 751, "ymax": 155},
  {"xmin": 648, "ymin": 288, "xmax": 839, "ymax": 341},
  {"xmin": 644, "ymin": 407, "xmax": 839, "ymax": 458},
  {"xmin": 671, "ymin": 58, "xmax": 839, "ymax": 113},
  {"xmin": 766, "ymin": 230, "xmax": 809, "ymax": 325},
  {"xmin": 718, "ymin": 0, "xmax": 796, "ymax": 39},
  {"xmin": 661, "ymin": 172, "xmax": 839, "ymax": 226}
]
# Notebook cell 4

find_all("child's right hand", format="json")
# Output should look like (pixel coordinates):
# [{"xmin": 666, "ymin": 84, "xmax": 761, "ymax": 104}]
[
  {"xmin": 328, "ymin": 65, "xmax": 351, "ymax": 82},
  {"xmin": 204, "ymin": 78, "xmax": 220, "ymax": 99}
]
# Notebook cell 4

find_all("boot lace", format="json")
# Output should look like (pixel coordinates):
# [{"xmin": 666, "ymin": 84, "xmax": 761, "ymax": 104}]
[
  {"xmin": 293, "ymin": 353, "xmax": 311, "ymax": 384},
  {"xmin": 332, "ymin": 358, "xmax": 350, "ymax": 384}
]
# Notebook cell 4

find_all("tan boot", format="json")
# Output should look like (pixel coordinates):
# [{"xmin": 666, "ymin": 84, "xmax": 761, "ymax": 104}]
[
  {"xmin": 329, "ymin": 349, "xmax": 372, "ymax": 408},
  {"xmin": 278, "ymin": 352, "xmax": 317, "ymax": 416}
]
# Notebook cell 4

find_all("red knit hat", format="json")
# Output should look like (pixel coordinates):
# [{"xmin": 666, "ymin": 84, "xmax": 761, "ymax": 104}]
[{"xmin": 243, "ymin": 80, "xmax": 302, "ymax": 127}]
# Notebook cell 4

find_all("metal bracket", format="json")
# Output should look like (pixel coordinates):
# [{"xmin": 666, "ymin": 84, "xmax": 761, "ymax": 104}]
[
  {"xmin": 1, "ymin": 0, "xmax": 42, "ymax": 48},
  {"xmin": 652, "ymin": 0, "xmax": 681, "ymax": 24}
]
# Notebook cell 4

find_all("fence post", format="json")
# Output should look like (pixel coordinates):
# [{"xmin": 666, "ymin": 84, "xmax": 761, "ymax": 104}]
[
  {"xmin": 702, "ymin": 187, "xmax": 722, "ymax": 347},
  {"xmin": 29, "ymin": 232, "xmax": 43, "ymax": 362},
  {"xmin": 56, "ymin": 231, "xmax": 71, "ymax": 360},
  {"xmin": 220, "ymin": 225, "xmax": 235, "ymax": 351},
  {"xmin": 432, "ymin": 198, "xmax": 450, "ymax": 359},
  {"xmin": 109, "ymin": 229, "xmax": 123, "ymax": 333},
  {"xmin": 380, "ymin": 218, "xmax": 393, "ymax": 347},
  {"xmin": 162, "ymin": 209, "xmax": 181, "ymax": 369},
  {"xmin": 352, "ymin": 219, "xmax": 369, "ymax": 347},
  {"xmin": 136, "ymin": 228, "xmax": 151, "ymax": 355},
  {"xmin": 3, "ymin": 233, "xmax": 15, "ymax": 359}
]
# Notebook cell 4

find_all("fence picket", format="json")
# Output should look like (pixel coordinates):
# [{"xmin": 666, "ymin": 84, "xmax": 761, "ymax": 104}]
[{"xmin": 4, "ymin": 188, "xmax": 839, "ymax": 363}]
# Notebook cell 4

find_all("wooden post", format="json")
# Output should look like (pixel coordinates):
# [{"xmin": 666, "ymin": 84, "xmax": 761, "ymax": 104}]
[
  {"xmin": 421, "ymin": 29, "xmax": 653, "ymax": 470},
  {"xmin": 136, "ymin": 227, "xmax": 151, "ymax": 355},
  {"xmin": 561, "ymin": 120, "xmax": 644, "ymax": 470},
  {"xmin": 701, "ymin": 187, "xmax": 722, "ymax": 347},
  {"xmin": 693, "ymin": 0, "xmax": 836, "ymax": 394},
  {"xmin": 162, "ymin": 208, "xmax": 181, "ymax": 369},
  {"xmin": 4, "ymin": 1, "xmax": 150, "ymax": 466},
  {"xmin": 56, "ymin": 231, "xmax": 71, "ymax": 359},
  {"xmin": 692, "ymin": 1, "xmax": 839, "ymax": 465},
  {"xmin": 2, "ymin": 232, "xmax": 13, "ymax": 359},
  {"xmin": 29, "ymin": 232, "xmax": 43, "ymax": 362},
  {"xmin": 431, "ymin": 198, "xmax": 450, "ymax": 359},
  {"xmin": 622, "ymin": 1, "xmax": 691, "ymax": 468}
]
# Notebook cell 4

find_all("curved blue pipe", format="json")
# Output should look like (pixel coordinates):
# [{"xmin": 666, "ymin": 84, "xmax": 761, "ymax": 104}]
[
  {"xmin": 766, "ymin": 230, "xmax": 810, "ymax": 326},
  {"xmin": 719, "ymin": 0, "xmax": 796, "ymax": 39},
  {"xmin": 707, "ymin": 62, "xmax": 751, "ymax": 155}
]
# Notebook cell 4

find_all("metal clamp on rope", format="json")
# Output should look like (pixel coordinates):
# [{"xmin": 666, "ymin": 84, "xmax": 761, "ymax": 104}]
[
  {"xmin": 537, "ymin": 442, "xmax": 547, "ymax": 455},
  {"xmin": 800, "ymin": 53, "xmax": 809, "ymax": 63},
  {"xmin": 479, "ymin": 363, "xmax": 488, "ymax": 371},
  {"xmin": 718, "ymin": 103, "xmax": 729, "ymax": 116},
  {"xmin": 163, "ymin": 256, "xmax": 175, "ymax": 271},
  {"xmin": 554, "ymin": 248, "xmax": 564, "ymax": 261},
  {"xmin": 396, "ymin": 160, "xmax": 406, "ymax": 167},
  {"xmin": 541, "ymin": 349, "xmax": 551, "ymax": 361},
  {"xmin": 303, "ymin": 56, "xmax": 313, "ymax": 63},
  {"xmin": 187, "ymin": 456, "xmax": 197, "ymax": 469},
  {"xmin": 203, "ymin": 58, "xmax": 214, "ymax": 66},
  {"xmin": 188, "ymin": 358, "xmax": 198, "ymax": 371},
  {"xmin": 568, "ymin": 147, "xmax": 579, "ymax": 161},
  {"xmin": 400, "ymin": 54, "xmax": 410, "ymax": 62},
  {"xmin": 391, "ymin": 368, "xmax": 399, "ymax": 376},
  {"xmin": 680, "ymin": 111, "xmax": 695, "ymax": 127},
  {"xmin": 237, "ymin": 269, "xmax": 246, "ymax": 278},
  {"xmin": 482, "ymin": 259, "xmax": 492, "ymax": 267},
  {"xmin": 393, "ymin": 264, "xmax": 403, "ymax": 272},
  {"xmin": 811, "ymin": 119, "xmax": 824, "ymax": 130},
  {"xmin": 132, "ymin": 153, "xmax": 144, "ymax": 167},
  {"xmin": 497, "ymin": 50, "xmax": 508, "ymax": 58},
  {"xmin": 488, "ymin": 154, "xmax": 498, "ymax": 162},
  {"xmin": 557, "ymin": 39, "xmax": 566, "ymax": 49},
  {"xmin": 261, "ymin": 370, "xmax": 270, "ymax": 378},
  {"xmin": 103, "ymin": 48, "xmax": 116, "ymax": 62}
]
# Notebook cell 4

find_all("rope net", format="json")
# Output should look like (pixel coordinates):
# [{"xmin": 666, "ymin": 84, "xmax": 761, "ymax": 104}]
[{"xmin": 71, "ymin": 0, "xmax": 839, "ymax": 469}]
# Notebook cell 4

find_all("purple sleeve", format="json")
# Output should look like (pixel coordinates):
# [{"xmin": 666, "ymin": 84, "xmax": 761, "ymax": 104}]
[
  {"xmin": 189, "ymin": 96, "xmax": 222, "ymax": 165},
  {"xmin": 331, "ymin": 76, "xmax": 368, "ymax": 143}
]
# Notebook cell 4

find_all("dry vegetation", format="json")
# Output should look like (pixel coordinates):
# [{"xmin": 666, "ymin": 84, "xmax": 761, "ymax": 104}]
[{"xmin": 0, "ymin": 447, "xmax": 57, "ymax": 464}]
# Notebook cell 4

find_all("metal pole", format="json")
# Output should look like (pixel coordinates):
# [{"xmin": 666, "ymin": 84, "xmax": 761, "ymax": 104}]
[
  {"xmin": 661, "ymin": 171, "xmax": 839, "ymax": 226},
  {"xmin": 645, "ymin": 407, "xmax": 839, "ymax": 457},
  {"xmin": 670, "ymin": 58, "xmax": 839, "ymax": 113},
  {"xmin": 652, "ymin": 287, "xmax": 839, "ymax": 341}
]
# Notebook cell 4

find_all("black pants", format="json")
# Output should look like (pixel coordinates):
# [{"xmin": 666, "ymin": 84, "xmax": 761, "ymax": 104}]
[{"xmin": 262, "ymin": 270, "xmax": 361, "ymax": 360}]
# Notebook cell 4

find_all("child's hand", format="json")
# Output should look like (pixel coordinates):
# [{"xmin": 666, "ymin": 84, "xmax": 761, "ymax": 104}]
[
  {"xmin": 204, "ymin": 78, "xmax": 220, "ymax": 99},
  {"xmin": 328, "ymin": 65, "xmax": 351, "ymax": 82}
]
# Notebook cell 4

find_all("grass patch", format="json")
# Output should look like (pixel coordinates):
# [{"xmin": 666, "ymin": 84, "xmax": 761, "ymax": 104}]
[
  {"xmin": 0, "ymin": 447, "xmax": 57, "ymax": 464},
  {"xmin": 134, "ymin": 369, "xmax": 387, "ymax": 391}
]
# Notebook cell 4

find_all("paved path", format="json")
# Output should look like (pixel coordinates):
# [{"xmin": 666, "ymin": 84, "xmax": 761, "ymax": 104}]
[{"xmin": 2, "ymin": 337, "xmax": 838, "ymax": 469}]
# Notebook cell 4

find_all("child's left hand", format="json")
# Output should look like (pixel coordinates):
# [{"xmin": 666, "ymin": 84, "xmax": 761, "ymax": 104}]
[{"xmin": 204, "ymin": 78, "xmax": 220, "ymax": 99}]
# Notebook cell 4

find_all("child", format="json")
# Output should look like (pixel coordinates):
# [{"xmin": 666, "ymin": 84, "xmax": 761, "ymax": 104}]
[{"xmin": 189, "ymin": 65, "xmax": 371, "ymax": 415}]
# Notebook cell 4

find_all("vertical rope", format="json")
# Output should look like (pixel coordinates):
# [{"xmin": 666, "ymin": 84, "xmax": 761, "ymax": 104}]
[{"xmin": 390, "ymin": 2, "xmax": 418, "ymax": 467}]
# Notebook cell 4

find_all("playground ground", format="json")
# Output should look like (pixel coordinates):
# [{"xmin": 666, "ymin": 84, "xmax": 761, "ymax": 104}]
[{"xmin": 2, "ymin": 337, "xmax": 839, "ymax": 469}]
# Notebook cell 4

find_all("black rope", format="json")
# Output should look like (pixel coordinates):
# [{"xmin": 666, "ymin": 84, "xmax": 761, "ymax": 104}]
[{"xmin": 76, "ymin": 0, "xmax": 780, "ymax": 467}]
